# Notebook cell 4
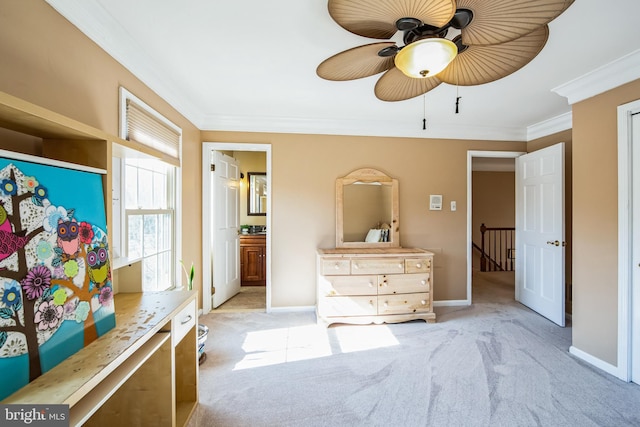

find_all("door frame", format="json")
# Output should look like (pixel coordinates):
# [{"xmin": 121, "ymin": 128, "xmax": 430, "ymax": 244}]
[
  {"xmin": 617, "ymin": 99, "xmax": 640, "ymax": 382},
  {"xmin": 202, "ymin": 142, "xmax": 272, "ymax": 314},
  {"xmin": 466, "ymin": 150, "xmax": 525, "ymax": 304}
]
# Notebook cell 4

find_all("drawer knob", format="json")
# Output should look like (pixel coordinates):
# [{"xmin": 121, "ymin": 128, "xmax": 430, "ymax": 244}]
[
  {"xmin": 383, "ymin": 301, "xmax": 388, "ymax": 307},
  {"xmin": 368, "ymin": 282, "xmax": 374, "ymax": 287},
  {"xmin": 354, "ymin": 264, "xmax": 359, "ymax": 270},
  {"xmin": 369, "ymin": 300, "xmax": 374, "ymax": 306},
  {"xmin": 416, "ymin": 263, "xmax": 422, "ymax": 268},
  {"xmin": 398, "ymin": 263, "xmax": 403, "ymax": 269},
  {"xmin": 421, "ymin": 280, "xmax": 426, "ymax": 285},
  {"xmin": 181, "ymin": 315, "xmax": 193, "ymax": 325},
  {"xmin": 421, "ymin": 300, "xmax": 427, "ymax": 305},
  {"xmin": 334, "ymin": 263, "xmax": 340, "ymax": 269}
]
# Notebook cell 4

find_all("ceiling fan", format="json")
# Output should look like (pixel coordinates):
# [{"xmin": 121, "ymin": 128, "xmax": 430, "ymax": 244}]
[{"xmin": 317, "ymin": 0, "xmax": 574, "ymax": 102}]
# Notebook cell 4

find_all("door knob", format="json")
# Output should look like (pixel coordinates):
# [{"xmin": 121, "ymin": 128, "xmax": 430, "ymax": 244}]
[{"xmin": 546, "ymin": 240, "xmax": 560, "ymax": 246}]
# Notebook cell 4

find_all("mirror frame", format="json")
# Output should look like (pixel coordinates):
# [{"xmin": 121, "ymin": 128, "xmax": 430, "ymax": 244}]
[
  {"xmin": 247, "ymin": 172, "xmax": 267, "ymax": 216},
  {"xmin": 336, "ymin": 168, "xmax": 399, "ymax": 248}
]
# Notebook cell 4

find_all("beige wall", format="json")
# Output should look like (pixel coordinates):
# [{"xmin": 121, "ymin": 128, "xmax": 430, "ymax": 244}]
[
  {"xmin": 0, "ymin": 1, "xmax": 203, "ymax": 296},
  {"xmin": 202, "ymin": 131, "xmax": 525, "ymax": 306},
  {"xmin": 571, "ymin": 79, "xmax": 640, "ymax": 365}
]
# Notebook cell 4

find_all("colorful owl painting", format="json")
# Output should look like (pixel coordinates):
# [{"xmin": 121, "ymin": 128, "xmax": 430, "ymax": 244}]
[
  {"xmin": 0, "ymin": 203, "xmax": 30, "ymax": 261},
  {"xmin": 57, "ymin": 218, "xmax": 80, "ymax": 256},
  {"xmin": 87, "ymin": 243, "xmax": 110, "ymax": 285}
]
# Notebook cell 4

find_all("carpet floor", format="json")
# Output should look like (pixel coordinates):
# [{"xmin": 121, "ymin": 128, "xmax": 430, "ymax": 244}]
[{"xmin": 188, "ymin": 272, "xmax": 640, "ymax": 427}]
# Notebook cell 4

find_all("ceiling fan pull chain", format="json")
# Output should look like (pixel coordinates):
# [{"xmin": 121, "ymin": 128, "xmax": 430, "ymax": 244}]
[
  {"xmin": 423, "ymin": 94, "xmax": 427, "ymax": 130},
  {"xmin": 455, "ymin": 77, "xmax": 461, "ymax": 114}
]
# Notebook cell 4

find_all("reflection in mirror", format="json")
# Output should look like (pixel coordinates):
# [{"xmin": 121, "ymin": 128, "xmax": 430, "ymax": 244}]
[
  {"xmin": 343, "ymin": 183, "xmax": 392, "ymax": 242},
  {"xmin": 248, "ymin": 172, "xmax": 267, "ymax": 216},
  {"xmin": 336, "ymin": 168, "xmax": 399, "ymax": 248}
]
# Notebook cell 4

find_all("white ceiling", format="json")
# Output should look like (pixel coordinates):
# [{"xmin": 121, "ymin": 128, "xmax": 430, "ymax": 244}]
[{"xmin": 46, "ymin": 0, "xmax": 640, "ymax": 142}]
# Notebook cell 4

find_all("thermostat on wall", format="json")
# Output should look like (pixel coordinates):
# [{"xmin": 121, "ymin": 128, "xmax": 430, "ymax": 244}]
[{"xmin": 430, "ymin": 195, "xmax": 443, "ymax": 210}]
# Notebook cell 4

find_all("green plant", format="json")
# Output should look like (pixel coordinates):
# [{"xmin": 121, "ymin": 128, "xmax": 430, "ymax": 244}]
[{"xmin": 180, "ymin": 260, "xmax": 195, "ymax": 291}]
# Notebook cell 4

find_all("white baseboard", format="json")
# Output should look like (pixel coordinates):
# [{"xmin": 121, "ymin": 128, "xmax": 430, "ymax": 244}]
[
  {"xmin": 434, "ymin": 299, "xmax": 470, "ymax": 307},
  {"xmin": 272, "ymin": 301, "xmax": 470, "ymax": 312},
  {"xmin": 268, "ymin": 305, "xmax": 316, "ymax": 313},
  {"xmin": 569, "ymin": 346, "xmax": 625, "ymax": 380}
]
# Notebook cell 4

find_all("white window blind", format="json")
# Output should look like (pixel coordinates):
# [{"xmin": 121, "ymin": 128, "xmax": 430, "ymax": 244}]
[{"xmin": 125, "ymin": 98, "xmax": 180, "ymax": 159}]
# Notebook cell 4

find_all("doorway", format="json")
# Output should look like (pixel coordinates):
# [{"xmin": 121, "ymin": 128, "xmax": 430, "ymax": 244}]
[
  {"xmin": 617, "ymin": 99, "xmax": 639, "ymax": 384},
  {"xmin": 467, "ymin": 151, "xmax": 523, "ymax": 304},
  {"xmin": 201, "ymin": 142, "xmax": 272, "ymax": 314},
  {"xmin": 467, "ymin": 147, "xmax": 567, "ymax": 327}
]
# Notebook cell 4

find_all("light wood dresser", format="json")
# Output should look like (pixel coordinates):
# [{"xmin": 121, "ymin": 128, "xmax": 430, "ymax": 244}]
[{"xmin": 316, "ymin": 247, "xmax": 435, "ymax": 326}]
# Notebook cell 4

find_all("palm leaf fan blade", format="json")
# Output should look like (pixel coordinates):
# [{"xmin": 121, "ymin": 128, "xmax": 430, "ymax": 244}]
[
  {"xmin": 438, "ymin": 25, "xmax": 549, "ymax": 86},
  {"xmin": 328, "ymin": 0, "xmax": 456, "ymax": 39},
  {"xmin": 457, "ymin": 0, "xmax": 574, "ymax": 45},
  {"xmin": 317, "ymin": 43, "xmax": 396, "ymax": 81},
  {"xmin": 374, "ymin": 67, "xmax": 442, "ymax": 102}
]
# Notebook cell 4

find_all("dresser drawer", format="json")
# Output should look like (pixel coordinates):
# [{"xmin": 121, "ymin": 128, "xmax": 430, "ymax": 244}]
[
  {"xmin": 174, "ymin": 299, "xmax": 196, "ymax": 345},
  {"xmin": 320, "ymin": 258, "xmax": 351, "ymax": 275},
  {"xmin": 319, "ymin": 275, "xmax": 377, "ymax": 296},
  {"xmin": 379, "ymin": 273, "xmax": 430, "ymax": 295},
  {"xmin": 378, "ymin": 293, "xmax": 431, "ymax": 315},
  {"xmin": 318, "ymin": 296, "xmax": 377, "ymax": 317},
  {"xmin": 405, "ymin": 258, "xmax": 431, "ymax": 273},
  {"xmin": 351, "ymin": 258, "xmax": 405, "ymax": 275}
]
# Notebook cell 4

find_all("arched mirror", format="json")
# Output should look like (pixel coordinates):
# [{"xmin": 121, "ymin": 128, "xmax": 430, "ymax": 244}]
[{"xmin": 336, "ymin": 168, "xmax": 399, "ymax": 248}]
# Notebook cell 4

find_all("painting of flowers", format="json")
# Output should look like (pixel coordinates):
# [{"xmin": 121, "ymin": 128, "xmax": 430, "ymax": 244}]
[{"xmin": 0, "ymin": 151, "xmax": 115, "ymax": 400}]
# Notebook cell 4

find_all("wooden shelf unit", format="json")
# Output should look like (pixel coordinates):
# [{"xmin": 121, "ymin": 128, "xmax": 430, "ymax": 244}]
[
  {"xmin": 3, "ymin": 291, "xmax": 198, "ymax": 427},
  {"xmin": 0, "ymin": 90, "xmax": 179, "ymax": 274},
  {"xmin": 0, "ymin": 91, "xmax": 199, "ymax": 426}
]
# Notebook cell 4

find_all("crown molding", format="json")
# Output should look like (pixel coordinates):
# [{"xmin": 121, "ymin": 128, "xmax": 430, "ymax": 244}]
[
  {"xmin": 527, "ymin": 111, "xmax": 572, "ymax": 141},
  {"xmin": 45, "ymin": 0, "xmax": 204, "ymax": 127},
  {"xmin": 552, "ymin": 49, "xmax": 640, "ymax": 105},
  {"xmin": 200, "ymin": 114, "xmax": 527, "ymax": 141}
]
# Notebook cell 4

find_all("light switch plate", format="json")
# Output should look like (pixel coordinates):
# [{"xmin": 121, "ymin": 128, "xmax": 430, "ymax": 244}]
[{"xmin": 451, "ymin": 201, "xmax": 456, "ymax": 211}]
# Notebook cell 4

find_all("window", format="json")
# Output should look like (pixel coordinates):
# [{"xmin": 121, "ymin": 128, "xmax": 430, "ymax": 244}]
[
  {"xmin": 115, "ymin": 88, "xmax": 182, "ymax": 291},
  {"xmin": 125, "ymin": 158, "xmax": 175, "ymax": 291}
]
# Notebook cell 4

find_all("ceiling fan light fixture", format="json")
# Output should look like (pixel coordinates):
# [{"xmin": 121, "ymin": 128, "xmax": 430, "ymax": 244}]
[{"xmin": 394, "ymin": 38, "xmax": 457, "ymax": 79}]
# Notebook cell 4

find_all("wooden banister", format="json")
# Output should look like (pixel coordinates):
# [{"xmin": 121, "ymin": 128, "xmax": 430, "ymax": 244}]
[{"xmin": 478, "ymin": 223, "xmax": 515, "ymax": 272}]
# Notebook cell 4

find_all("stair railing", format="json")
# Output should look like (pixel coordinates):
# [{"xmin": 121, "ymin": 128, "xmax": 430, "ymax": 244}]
[{"xmin": 479, "ymin": 223, "xmax": 515, "ymax": 272}]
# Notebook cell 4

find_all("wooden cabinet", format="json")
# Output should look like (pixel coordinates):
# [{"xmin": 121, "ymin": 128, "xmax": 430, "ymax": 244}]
[
  {"xmin": 317, "ymin": 248, "xmax": 436, "ymax": 326},
  {"xmin": 4, "ymin": 291, "xmax": 199, "ymax": 427},
  {"xmin": 0, "ymin": 92, "xmax": 198, "ymax": 426},
  {"xmin": 240, "ymin": 234, "xmax": 266, "ymax": 285}
]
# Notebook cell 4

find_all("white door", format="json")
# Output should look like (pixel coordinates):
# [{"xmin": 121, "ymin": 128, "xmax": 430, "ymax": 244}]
[
  {"xmin": 515, "ymin": 143, "xmax": 565, "ymax": 326},
  {"xmin": 211, "ymin": 151, "xmax": 241, "ymax": 308},
  {"xmin": 632, "ymin": 112, "xmax": 640, "ymax": 384}
]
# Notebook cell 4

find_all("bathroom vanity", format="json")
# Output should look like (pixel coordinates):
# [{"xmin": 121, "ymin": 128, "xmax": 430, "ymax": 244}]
[{"xmin": 240, "ymin": 233, "xmax": 266, "ymax": 285}]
